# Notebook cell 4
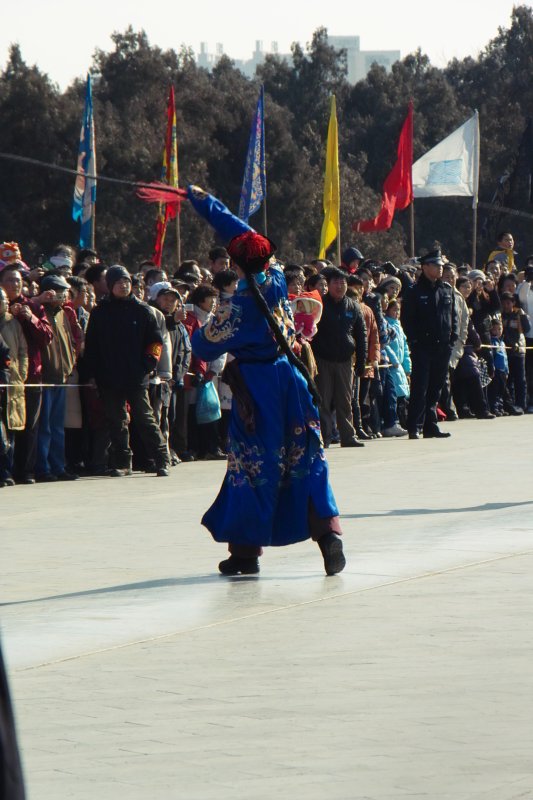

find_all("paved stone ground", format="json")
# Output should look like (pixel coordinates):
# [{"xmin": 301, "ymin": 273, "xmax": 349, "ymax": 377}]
[{"xmin": 2, "ymin": 416, "xmax": 533, "ymax": 799}]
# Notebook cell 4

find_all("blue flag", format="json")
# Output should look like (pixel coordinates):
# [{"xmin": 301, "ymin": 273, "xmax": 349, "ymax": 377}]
[
  {"xmin": 72, "ymin": 74, "xmax": 97, "ymax": 248},
  {"xmin": 238, "ymin": 85, "xmax": 266, "ymax": 222}
]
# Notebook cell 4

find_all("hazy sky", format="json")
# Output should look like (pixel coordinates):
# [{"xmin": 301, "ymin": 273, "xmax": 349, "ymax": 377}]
[{"xmin": 1, "ymin": 0, "xmax": 527, "ymax": 88}]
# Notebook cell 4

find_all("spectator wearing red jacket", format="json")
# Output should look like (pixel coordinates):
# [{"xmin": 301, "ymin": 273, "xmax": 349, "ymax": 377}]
[{"xmin": 0, "ymin": 266, "xmax": 53, "ymax": 483}]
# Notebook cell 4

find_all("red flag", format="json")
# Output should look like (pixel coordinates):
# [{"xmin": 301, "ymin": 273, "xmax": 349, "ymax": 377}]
[
  {"xmin": 353, "ymin": 101, "xmax": 413, "ymax": 232},
  {"xmin": 153, "ymin": 86, "xmax": 179, "ymax": 265}
]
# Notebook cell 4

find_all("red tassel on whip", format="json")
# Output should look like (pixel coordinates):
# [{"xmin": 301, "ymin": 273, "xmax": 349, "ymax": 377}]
[{"xmin": 135, "ymin": 182, "xmax": 187, "ymax": 210}]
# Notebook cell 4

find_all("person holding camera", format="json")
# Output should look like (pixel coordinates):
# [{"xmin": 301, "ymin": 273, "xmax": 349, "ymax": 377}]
[{"xmin": 34, "ymin": 274, "xmax": 78, "ymax": 481}]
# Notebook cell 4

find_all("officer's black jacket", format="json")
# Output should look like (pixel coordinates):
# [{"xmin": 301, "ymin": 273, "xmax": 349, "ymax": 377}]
[
  {"xmin": 311, "ymin": 294, "xmax": 367, "ymax": 371},
  {"xmin": 401, "ymin": 274, "xmax": 459, "ymax": 347},
  {"xmin": 83, "ymin": 294, "xmax": 163, "ymax": 389}
]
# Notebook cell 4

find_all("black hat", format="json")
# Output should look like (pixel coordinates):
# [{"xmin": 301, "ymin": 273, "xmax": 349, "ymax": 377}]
[
  {"xmin": 420, "ymin": 249, "xmax": 445, "ymax": 267},
  {"xmin": 106, "ymin": 265, "xmax": 131, "ymax": 290},
  {"xmin": 208, "ymin": 246, "xmax": 229, "ymax": 261},
  {"xmin": 342, "ymin": 246, "xmax": 364, "ymax": 266},
  {"xmin": 40, "ymin": 274, "xmax": 70, "ymax": 292}
]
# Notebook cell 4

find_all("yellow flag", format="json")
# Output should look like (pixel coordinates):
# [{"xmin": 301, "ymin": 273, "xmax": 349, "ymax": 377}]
[{"xmin": 318, "ymin": 95, "xmax": 340, "ymax": 259}]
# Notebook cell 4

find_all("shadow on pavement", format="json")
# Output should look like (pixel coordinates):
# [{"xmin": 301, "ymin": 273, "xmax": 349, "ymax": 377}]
[
  {"xmin": 0, "ymin": 571, "xmax": 324, "ymax": 607},
  {"xmin": 341, "ymin": 500, "xmax": 533, "ymax": 520}
]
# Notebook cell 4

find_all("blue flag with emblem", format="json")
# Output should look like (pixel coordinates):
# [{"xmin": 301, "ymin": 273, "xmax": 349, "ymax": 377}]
[
  {"xmin": 238, "ymin": 85, "xmax": 266, "ymax": 222},
  {"xmin": 72, "ymin": 74, "xmax": 97, "ymax": 248}
]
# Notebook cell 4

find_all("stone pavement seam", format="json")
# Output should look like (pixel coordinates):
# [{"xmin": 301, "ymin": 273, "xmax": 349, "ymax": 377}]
[{"xmin": 15, "ymin": 547, "xmax": 533, "ymax": 675}]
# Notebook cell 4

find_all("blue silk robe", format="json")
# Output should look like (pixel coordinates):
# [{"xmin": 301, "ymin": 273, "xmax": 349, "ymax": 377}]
[{"xmin": 192, "ymin": 266, "xmax": 340, "ymax": 548}]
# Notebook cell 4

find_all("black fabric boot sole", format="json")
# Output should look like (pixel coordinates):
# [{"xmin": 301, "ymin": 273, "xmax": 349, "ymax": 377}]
[
  {"xmin": 218, "ymin": 556, "xmax": 260, "ymax": 576},
  {"xmin": 318, "ymin": 533, "xmax": 346, "ymax": 576}
]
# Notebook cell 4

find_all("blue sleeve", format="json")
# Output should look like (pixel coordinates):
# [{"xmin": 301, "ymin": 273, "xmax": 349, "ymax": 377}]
[
  {"xmin": 187, "ymin": 186, "xmax": 253, "ymax": 242},
  {"xmin": 384, "ymin": 343, "xmax": 398, "ymax": 365},
  {"xmin": 402, "ymin": 332, "xmax": 412, "ymax": 373},
  {"xmin": 191, "ymin": 300, "xmax": 245, "ymax": 362}
]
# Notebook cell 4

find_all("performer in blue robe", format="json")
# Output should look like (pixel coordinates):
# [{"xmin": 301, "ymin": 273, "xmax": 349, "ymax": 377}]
[{"xmin": 190, "ymin": 201, "xmax": 345, "ymax": 576}]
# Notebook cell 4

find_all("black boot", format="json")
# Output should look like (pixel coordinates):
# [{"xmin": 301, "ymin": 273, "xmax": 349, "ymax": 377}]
[
  {"xmin": 218, "ymin": 555, "xmax": 260, "ymax": 575},
  {"xmin": 318, "ymin": 533, "xmax": 346, "ymax": 576}
]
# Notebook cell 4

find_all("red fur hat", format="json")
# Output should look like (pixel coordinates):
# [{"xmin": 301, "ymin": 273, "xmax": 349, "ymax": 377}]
[{"xmin": 227, "ymin": 231, "xmax": 276, "ymax": 273}]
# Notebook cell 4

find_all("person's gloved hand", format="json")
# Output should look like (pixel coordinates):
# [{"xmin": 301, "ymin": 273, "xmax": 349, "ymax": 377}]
[
  {"xmin": 191, "ymin": 372, "xmax": 205, "ymax": 387},
  {"xmin": 142, "ymin": 354, "xmax": 158, "ymax": 376}
]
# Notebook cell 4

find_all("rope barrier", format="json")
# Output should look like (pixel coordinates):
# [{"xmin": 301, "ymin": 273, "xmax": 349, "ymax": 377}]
[
  {"xmin": 0, "ymin": 383, "xmax": 91, "ymax": 388},
  {"xmin": 479, "ymin": 344, "xmax": 533, "ymax": 351},
  {"xmin": 2, "ymin": 151, "xmax": 533, "ymax": 221},
  {"xmin": 0, "ymin": 152, "xmax": 184, "ymax": 197}
]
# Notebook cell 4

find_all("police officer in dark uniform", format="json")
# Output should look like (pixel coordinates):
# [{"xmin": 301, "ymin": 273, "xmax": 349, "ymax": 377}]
[{"xmin": 402, "ymin": 250, "xmax": 459, "ymax": 439}]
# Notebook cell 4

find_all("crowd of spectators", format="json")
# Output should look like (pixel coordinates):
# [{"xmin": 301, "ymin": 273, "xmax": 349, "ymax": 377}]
[{"xmin": 0, "ymin": 229, "xmax": 532, "ymax": 487}]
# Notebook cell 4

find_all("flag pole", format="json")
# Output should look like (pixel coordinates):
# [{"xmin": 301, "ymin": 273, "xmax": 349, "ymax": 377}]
[
  {"xmin": 472, "ymin": 109, "xmax": 480, "ymax": 268},
  {"xmin": 91, "ymin": 207, "xmax": 96, "ymax": 251},
  {"xmin": 262, "ymin": 202, "xmax": 268, "ymax": 237},
  {"xmin": 261, "ymin": 85, "xmax": 267, "ymax": 236},
  {"xmin": 337, "ymin": 99, "xmax": 341, "ymax": 263},
  {"xmin": 318, "ymin": 95, "xmax": 340, "ymax": 262},
  {"xmin": 409, "ymin": 202, "xmax": 415, "ymax": 257},
  {"xmin": 472, "ymin": 205, "xmax": 478, "ymax": 268},
  {"xmin": 176, "ymin": 213, "xmax": 181, "ymax": 266}
]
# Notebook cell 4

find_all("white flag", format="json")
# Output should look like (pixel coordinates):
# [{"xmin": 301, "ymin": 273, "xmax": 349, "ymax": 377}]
[{"xmin": 412, "ymin": 112, "xmax": 479, "ymax": 207}]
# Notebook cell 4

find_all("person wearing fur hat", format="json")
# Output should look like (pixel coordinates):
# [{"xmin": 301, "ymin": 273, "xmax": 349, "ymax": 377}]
[
  {"xmin": 377, "ymin": 275, "xmax": 402, "ymax": 299},
  {"xmin": 83, "ymin": 265, "xmax": 171, "ymax": 477},
  {"xmin": 0, "ymin": 242, "xmax": 22, "ymax": 271},
  {"xmin": 191, "ymin": 224, "xmax": 346, "ymax": 577}
]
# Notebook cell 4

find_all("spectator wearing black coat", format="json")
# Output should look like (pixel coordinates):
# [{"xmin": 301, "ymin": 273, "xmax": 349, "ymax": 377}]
[
  {"xmin": 83, "ymin": 265, "xmax": 170, "ymax": 477},
  {"xmin": 501, "ymin": 291, "xmax": 530, "ymax": 411},
  {"xmin": 311, "ymin": 268, "xmax": 367, "ymax": 447},
  {"xmin": 467, "ymin": 270, "xmax": 501, "ymax": 378}
]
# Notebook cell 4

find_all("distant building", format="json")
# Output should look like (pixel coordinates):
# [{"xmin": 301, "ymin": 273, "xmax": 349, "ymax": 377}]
[
  {"xmin": 197, "ymin": 41, "xmax": 225, "ymax": 70},
  {"xmin": 196, "ymin": 36, "xmax": 400, "ymax": 84},
  {"xmin": 328, "ymin": 36, "xmax": 401, "ymax": 83}
]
